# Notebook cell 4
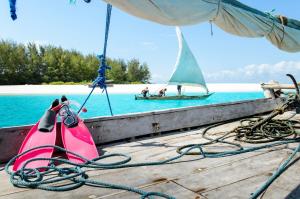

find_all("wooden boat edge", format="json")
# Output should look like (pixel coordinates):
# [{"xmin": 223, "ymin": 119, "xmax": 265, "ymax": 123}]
[{"xmin": 0, "ymin": 97, "xmax": 285, "ymax": 162}]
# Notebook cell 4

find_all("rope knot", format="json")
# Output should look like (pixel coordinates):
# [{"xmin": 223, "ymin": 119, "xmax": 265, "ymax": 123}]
[{"xmin": 58, "ymin": 168, "xmax": 72, "ymax": 176}]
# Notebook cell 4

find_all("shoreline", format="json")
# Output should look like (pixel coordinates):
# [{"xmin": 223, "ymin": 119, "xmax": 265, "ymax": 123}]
[{"xmin": 0, "ymin": 83, "xmax": 262, "ymax": 95}]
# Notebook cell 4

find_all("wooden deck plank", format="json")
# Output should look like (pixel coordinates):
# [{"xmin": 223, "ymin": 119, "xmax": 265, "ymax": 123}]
[
  {"xmin": 202, "ymin": 174, "xmax": 270, "ymax": 199},
  {"xmin": 262, "ymin": 154, "xmax": 300, "ymax": 199},
  {"xmin": 0, "ymin": 145, "xmax": 286, "ymax": 198},
  {"xmin": 203, "ymin": 149, "xmax": 300, "ymax": 199},
  {"xmin": 173, "ymin": 149, "xmax": 290, "ymax": 195},
  {"xmin": 0, "ymin": 184, "xmax": 117, "ymax": 199},
  {"xmin": 101, "ymin": 128, "xmax": 207, "ymax": 154},
  {"xmin": 0, "ymin": 181, "xmax": 204, "ymax": 199},
  {"xmin": 99, "ymin": 181, "xmax": 204, "ymax": 199},
  {"xmin": 1, "ymin": 112, "xmax": 299, "ymax": 199},
  {"xmin": 0, "ymin": 128, "xmax": 210, "ymax": 196},
  {"xmin": 0, "ymin": 127, "xmax": 288, "ymax": 197}
]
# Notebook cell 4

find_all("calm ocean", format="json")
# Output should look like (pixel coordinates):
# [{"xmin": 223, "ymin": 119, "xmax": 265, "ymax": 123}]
[{"xmin": 0, "ymin": 92, "xmax": 264, "ymax": 128}]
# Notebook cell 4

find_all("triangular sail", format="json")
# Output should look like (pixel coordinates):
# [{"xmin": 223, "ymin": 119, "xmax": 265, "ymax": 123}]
[{"xmin": 168, "ymin": 27, "xmax": 208, "ymax": 92}]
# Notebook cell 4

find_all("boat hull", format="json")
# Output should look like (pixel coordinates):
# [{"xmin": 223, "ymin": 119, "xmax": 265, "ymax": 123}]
[
  {"xmin": 135, "ymin": 93, "xmax": 213, "ymax": 100},
  {"xmin": 0, "ymin": 97, "xmax": 284, "ymax": 163}
]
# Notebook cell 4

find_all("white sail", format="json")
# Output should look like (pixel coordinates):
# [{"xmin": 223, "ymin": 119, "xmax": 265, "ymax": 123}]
[{"xmin": 168, "ymin": 27, "xmax": 208, "ymax": 92}]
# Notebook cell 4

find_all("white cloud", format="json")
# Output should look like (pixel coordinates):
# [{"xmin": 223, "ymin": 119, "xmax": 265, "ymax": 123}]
[
  {"xmin": 206, "ymin": 61, "xmax": 300, "ymax": 83},
  {"xmin": 151, "ymin": 73, "xmax": 168, "ymax": 83}
]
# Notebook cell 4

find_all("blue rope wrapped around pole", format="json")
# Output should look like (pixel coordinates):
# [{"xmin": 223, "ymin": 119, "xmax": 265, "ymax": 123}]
[
  {"xmin": 8, "ymin": 0, "xmax": 17, "ymax": 20},
  {"xmin": 77, "ymin": 4, "xmax": 113, "ymax": 116}
]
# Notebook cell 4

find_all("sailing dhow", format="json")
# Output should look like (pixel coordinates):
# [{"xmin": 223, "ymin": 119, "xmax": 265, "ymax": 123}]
[{"xmin": 135, "ymin": 27, "xmax": 213, "ymax": 100}]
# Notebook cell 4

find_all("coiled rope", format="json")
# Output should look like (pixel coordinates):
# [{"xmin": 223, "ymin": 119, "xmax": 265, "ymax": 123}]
[
  {"xmin": 5, "ymin": 145, "xmax": 177, "ymax": 198},
  {"xmin": 177, "ymin": 93, "xmax": 300, "ymax": 198},
  {"xmin": 5, "ymin": 139, "xmax": 300, "ymax": 198}
]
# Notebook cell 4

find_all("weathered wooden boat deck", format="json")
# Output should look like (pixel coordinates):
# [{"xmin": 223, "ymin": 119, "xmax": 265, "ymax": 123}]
[{"xmin": 1, "ymin": 112, "xmax": 300, "ymax": 199}]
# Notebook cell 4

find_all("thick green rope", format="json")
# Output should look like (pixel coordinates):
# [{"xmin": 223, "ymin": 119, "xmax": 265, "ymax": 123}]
[
  {"xmin": 6, "ymin": 145, "xmax": 178, "ymax": 198},
  {"xmin": 5, "ymin": 137, "xmax": 300, "ymax": 199}
]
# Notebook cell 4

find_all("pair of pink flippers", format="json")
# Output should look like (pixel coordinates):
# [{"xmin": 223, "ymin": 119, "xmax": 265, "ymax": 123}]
[{"xmin": 13, "ymin": 104, "xmax": 99, "ymax": 171}]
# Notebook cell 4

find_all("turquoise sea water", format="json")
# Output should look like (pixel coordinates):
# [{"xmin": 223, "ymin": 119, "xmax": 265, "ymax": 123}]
[{"xmin": 0, "ymin": 92, "xmax": 264, "ymax": 128}]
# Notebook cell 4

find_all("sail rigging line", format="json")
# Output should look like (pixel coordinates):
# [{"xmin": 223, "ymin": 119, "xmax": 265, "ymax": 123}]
[
  {"xmin": 211, "ymin": 0, "xmax": 222, "ymax": 21},
  {"xmin": 265, "ymin": 10, "xmax": 286, "ymax": 45},
  {"xmin": 278, "ymin": 15, "xmax": 286, "ymax": 44},
  {"xmin": 77, "ymin": 4, "xmax": 114, "ymax": 116},
  {"xmin": 209, "ymin": 0, "xmax": 221, "ymax": 36}
]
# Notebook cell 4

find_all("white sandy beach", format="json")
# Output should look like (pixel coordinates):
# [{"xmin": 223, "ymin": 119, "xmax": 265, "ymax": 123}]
[{"xmin": 0, "ymin": 84, "xmax": 262, "ymax": 95}]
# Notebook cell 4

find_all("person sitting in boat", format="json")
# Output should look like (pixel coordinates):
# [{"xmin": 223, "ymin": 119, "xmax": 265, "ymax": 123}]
[
  {"xmin": 177, "ymin": 85, "xmax": 182, "ymax": 96},
  {"xmin": 141, "ymin": 87, "xmax": 149, "ymax": 97},
  {"xmin": 158, "ymin": 88, "xmax": 167, "ymax": 97}
]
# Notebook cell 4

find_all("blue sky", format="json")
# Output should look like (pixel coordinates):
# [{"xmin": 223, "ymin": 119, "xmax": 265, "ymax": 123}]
[{"xmin": 1, "ymin": 0, "xmax": 300, "ymax": 83}]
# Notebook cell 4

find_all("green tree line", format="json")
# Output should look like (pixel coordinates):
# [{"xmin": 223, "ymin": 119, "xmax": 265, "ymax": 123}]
[{"xmin": 0, "ymin": 40, "xmax": 151, "ymax": 85}]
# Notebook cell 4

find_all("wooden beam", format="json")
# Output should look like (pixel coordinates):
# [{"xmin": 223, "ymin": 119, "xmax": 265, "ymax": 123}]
[{"xmin": 261, "ymin": 83, "xmax": 300, "ymax": 89}]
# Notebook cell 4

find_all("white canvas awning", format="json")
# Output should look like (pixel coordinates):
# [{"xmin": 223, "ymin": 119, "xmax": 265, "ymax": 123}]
[{"xmin": 103, "ymin": 0, "xmax": 300, "ymax": 52}]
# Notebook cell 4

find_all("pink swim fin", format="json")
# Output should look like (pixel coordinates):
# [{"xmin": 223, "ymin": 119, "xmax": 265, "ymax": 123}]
[
  {"xmin": 13, "ymin": 107, "xmax": 59, "ymax": 171},
  {"xmin": 61, "ymin": 106, "xmax": 99, "ymax": 163}
]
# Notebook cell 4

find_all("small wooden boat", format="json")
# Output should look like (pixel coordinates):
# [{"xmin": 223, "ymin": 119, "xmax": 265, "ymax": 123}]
[
  {"xmin": 135, "ymin": 93, "xmax": 213, "ymax": 100},
  {"xmin": 136, "ymin": 27, "xmax": 213, "ymax": 100}
]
